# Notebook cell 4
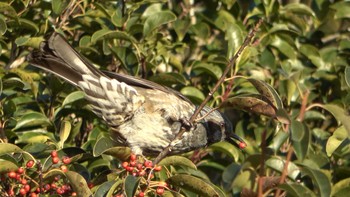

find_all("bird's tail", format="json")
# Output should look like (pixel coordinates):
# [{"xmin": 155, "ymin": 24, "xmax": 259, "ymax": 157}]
[{"xmin": 27, "ymin": 32, "xmax": 105, "ymax": 86}]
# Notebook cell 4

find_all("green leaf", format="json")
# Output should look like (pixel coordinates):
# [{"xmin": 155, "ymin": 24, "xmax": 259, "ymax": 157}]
[
  {"xmin": 331, "ymin": 1, "xmax": 350, "ymax": 19},
  {"xmin": 124, "ymin": 175, "xmax": 140, "ymax": 197},
  {"xmin": 62, "ymin": 91, "xmax": 85, "ymax": 106},
  {"xmin": 0, "ymin": 2, "xmax": 19, "ymax": 23},
  {"xmin": 149, "ymin": 73, "xmax": 186, "ymax": 86},
  {"xmin": 271, "ymin": 36, "xmax": 296, "ymax": 60},
  {"xmin": 332, "ymin": 177, "xmax": 350, "ymax": 197},
  {"xmin": 93, "ymin": 136, "xmax": 115, "ymax": 157},
  {"xmin": 95, "ymin": 180, "xmax": 117, "ymax": 196},
  {"xmin": 65, "ymin": 171, "xmax": 92, "ymax": 197},
  {"xmin": 226, "ymin": 23, "xmax": 244, "ymax": 58},
  {"xmin": 180, "ymin": 86, "xmax": 205, "ymax": 103},
  {"xmin": 326, "ymin": 126, "xmax": 347, "ymax": 156},
  {"xmin": 13, "ymin": 112, "xmax": 51, "ymax": 131},
  {"xmin": 345, "ymin": 66, "xmax": 350, "ymax": 88},
  {"xmin": 290, "ymin": 120, "xmax": 310, "ymax": 161},
  {"xmin": 317, "ymin": 104, "xmax": 350, "ymax": 136},
  {"xmin": 190, "ymin": 22, "xmax": 210, "ymax": 40},
  {"xmin": 167, "ymin": 174, "xmax": 222, "ymax": 197},
  {"xmin": 265, "ymin": 157, "xmax": 300, "ymax": 180},
  {"xmin": 93, "ymin": 136, "xmax": 130, "ymax": 160},
  {"xmin": 301, "ymin": 167, "xmax": 331, "ymax": 197},
  {"xmin": 0, "ymin": 143, "xmax": 22, "ymax": 155},
  {"xmin": 52, "ymin": 0, "xmax": 69, "ymax": 15},
  {"xmin": 192, "ymin": 62, "xmax": 223, "ymax": 79},
  {"xmin": 247, "ymin": 78, "xmax": 283, "ymax": 109},
  {"xmin": 58, "ymin": 121, "xmax": 71, "ymax": 149},
  {"xmin": 279, "ymin": 183, "xmax": 316, "ymax": 197},
  {"xmin": 282, "ymin": 3, "xmax": 316, "ymax": 17},
  {"xmin": 173, "ymin": 19, "xmax": 191, "ymax": 41},
  {"xmin": 220, "ymin": 0, "xmax": 237, "ymax": 9},
  {"xmin": 91, "ymin": 29, "xmax": 137, "ymax": 44},
  {"xmin": 143, "ymin": 10, "xmax": 177, "ymax": 37},
  {"xmin": 0, "ymin": 159, "xmax": 18, "ymax": 173},
  {"xmin": 158, "ymin": 156, "xmax": 197, "ymax": 170},
  {"xmin": 0, "ymin": 17, "xmax": 7, "ymax": 35},
  {"xmin": 208, "ymin": 142, "xmax": 241, "ymax": 162}
]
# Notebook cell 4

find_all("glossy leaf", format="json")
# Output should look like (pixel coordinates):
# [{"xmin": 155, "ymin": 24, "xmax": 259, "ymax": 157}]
[
  {"xmin": 167, "ymin": 174, "xmax": 223, "ymax": 197},
  {"xmin": 318, "ymin": 104, "xmax": 350, "ymax": 136},
  {"xmin": 290, "ymin": 120, "xmax": 310, "ymax": 161},
  {"xmin": 301, "ymin": 167, "xmax": 331, "ymax": 197},
  {"xmin": 143, "ymin": 10, "xmax": 177, "ymax": 37},
  {"xmin": 265, "ymin": 157, "xmax": 300, "ymax": 180},
  {"xmin": 13, "ymin": 112, "xmax": 51, "ymax": 131},
  {"xmin": 65, "ymin": 171, "xmax": 93, "ymax": 197},
  {"xmin": 58, "ymin": 121, "xmax": 71, "ymax": 149},
  {"xmin": 248, "ymin": 78, "xmax": 283, "ymax": 109},
  {"xmin": 158, "ymin": 156, "xmax": 197, "ymax": 170},
  {"xmin": 326, "ymin": 126, "xmax": 347, "ymax": 156},
  {"xmin": 124, "ymin": 175, "xmax": 140, "ymax": 197},
  {"xmin": 62, "ymin": 91, "xmax": 85, "ymax": 106},
  {"xmin": 279, "ymin": 183, "xmax": 316, "ymax": 197}
]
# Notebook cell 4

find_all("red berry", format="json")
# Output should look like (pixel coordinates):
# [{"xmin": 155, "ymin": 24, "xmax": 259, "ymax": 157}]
[
  {"xmin": 156, "ymin": 187, "xmax": 164, "ymax": 195},
  {"xmin": 144, "ymin": 160, "xmax": 153, "ymax": 168},
  {"xmin": 7, "ymin": 188, "xmax": 14, "ymax": 196},
  {"xmin": 130, "ymin": 160, "xmax": 136, "ymax": 167},
  {"xmin": 21, "ymin": 178, "xmax": 28, "ymax": 185},
  {"xmin": 24, "ymin": 184, "xmax": 30, "ymax": 192},
  {"xmin": 130, "ymin": 154, "xmax": 137, "ymax": 161},
  {"xmin": 8, "ymin": 171, "xmax": 17, "ymax": 179},
  {"xmin": 60, "ymin": 165, "xmax": 68, "ymax": 172},
  {"xmin": 19, "ymin": 187, "xmax": 27, "ymax": 195},
  {"xmin": 71, "ymin": 192, "xmax": 77, "ymax": 196},
  {"xmin": 137, "ymin": 163, "xmax": 143, "ymax": 170},
  {"xmin": 17, "ymin": 167, "xmax": 24, "ymax": 174},
  {"xmin": 56, "ymin": 187, "xmax": 65, "ymax": 194},
  {"xmin": 16, "ymin": 173, "xmax": 21, "ymax": 180},
  {"xmin": 52, "ymin": 156, "xmax": 60, "ymax": 164},
  {"xmin": 62, "ymin": 156, "xmax": 71, "ymax": 164},
  {"xmin": 44, "ymin": 183, "xmax": 51, "ymax": 191},
  {"xmin": 138, "ymin": 191, "xmax": 145, "ymax": 197},
  {"xmin": 122, "ymin": 162, "xmax": 129, "ymax": 169},
  {"xmin": 126, "ymin": 166, "xmax": 134, "ymax": 172},
  {"xmin": 154, "ymin": 165, "xmax": 162, "ymax": 171},
  {"xmin": 138, "ymin": 170, "xmax": 146, "ymax": 176},
  {"xmin": 51, "ymin": 150, "xmax": 58, "ymax": 157},
  {"xmin": 51, "ymin": 183, "xmax": 57, "ymax": 188},
  {"xmin": 88, "ymin": 182, "xmax": 94, "ymax": 189},
  {"xmin": 26, "ymin": 160, "xmax": 35, "ymax": 168},
  {"xmin": 239, "ymin": 142, "xmax": 247, "ymax": 149},
  {"xmin": 30, "ymin": 192, "xmax": 37, "ymax": 197},
  {"xmin": 54, "ymin": 176, "xmax": 60, "ymax": 181}
]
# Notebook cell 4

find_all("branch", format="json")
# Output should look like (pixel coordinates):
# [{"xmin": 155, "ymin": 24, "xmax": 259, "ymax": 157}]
[{"xmin": 154, "ymin": 19, "xmax": 263, "ymax": 164}]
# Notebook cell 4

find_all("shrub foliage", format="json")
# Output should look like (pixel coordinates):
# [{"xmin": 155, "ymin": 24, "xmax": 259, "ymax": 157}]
[{"xmin": 0, "ymin": 0, "xmax": 350, "ymax": 196}]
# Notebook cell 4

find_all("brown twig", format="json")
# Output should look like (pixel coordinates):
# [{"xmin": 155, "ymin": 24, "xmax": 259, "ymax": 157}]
[
  {"xmin": 258, "ymin": 128, "xmax": 267, "ymax": 197},
  {"xmin": 153, "ymin": 19, "xmax": 263, "ymax": 164}
]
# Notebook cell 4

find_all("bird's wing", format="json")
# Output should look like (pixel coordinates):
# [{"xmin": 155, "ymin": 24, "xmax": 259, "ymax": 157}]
[
  {"xmin": 102, "ymin": 71, "xmax": 193, "ymax": 104},
  {"xmin": 27, "ymin": 32, "xmax": 145, "ymax": 126}
]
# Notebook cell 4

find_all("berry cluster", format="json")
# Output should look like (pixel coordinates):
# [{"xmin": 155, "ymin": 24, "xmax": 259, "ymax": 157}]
[
  {"xmin": 0, "ymin": 150, "xmax": 75, "ymax": 196},
  {"xmin": 114, "ymin": 154, "xmax": 168, "ymax": 196}
]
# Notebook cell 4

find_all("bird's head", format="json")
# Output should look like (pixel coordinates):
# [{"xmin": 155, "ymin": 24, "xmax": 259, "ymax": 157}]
[{"xmin": 201, "ymin": 106, "xmax": 246, "ymax": 149}]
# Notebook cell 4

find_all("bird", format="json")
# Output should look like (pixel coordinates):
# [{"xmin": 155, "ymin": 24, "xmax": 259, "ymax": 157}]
[{"xmin": 27, "ymin": 32, "xmax": 245, "ymax": 157}]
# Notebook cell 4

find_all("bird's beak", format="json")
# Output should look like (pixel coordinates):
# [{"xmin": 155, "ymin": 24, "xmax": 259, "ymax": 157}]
[{"xmin": 226, "ymin": 133, "xmax": 247, "ymax": 149}]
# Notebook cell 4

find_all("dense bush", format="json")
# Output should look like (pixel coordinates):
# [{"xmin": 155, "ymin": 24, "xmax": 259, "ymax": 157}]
[{"xmin": 0, "ymin": 0, "xmax": 349, "ymax": 196}]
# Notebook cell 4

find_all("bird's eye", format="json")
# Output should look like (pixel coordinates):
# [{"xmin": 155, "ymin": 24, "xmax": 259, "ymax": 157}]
[{"xmin": 220, "ymin": 122, "xmax": 225, "ymax": 129}]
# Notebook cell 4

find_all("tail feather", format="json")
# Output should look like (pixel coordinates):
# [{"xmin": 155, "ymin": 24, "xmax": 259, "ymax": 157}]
[{"xmin": 27, "ymin": 32, "xmax": 105, "ymax": 86}]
